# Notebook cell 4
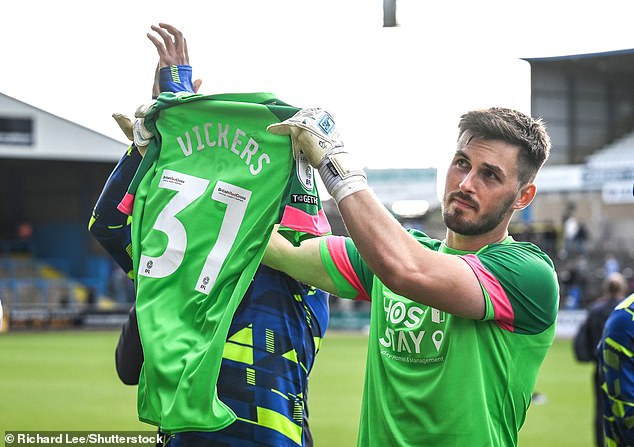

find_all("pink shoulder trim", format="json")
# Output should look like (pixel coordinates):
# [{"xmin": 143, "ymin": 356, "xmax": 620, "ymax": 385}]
[
  {"xmin": 326, "ymin": 236, "xmax": 371, "ymax": 302},
  {"xmin": 461, "ymin": 254, "xmax": 515, "ymax": 331},
  {"xmin": 280, "ymin": 206, "xmax": 332, "ymax": 236}
]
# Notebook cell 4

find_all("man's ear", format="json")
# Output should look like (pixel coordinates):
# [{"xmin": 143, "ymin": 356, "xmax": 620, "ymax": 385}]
[{"xmin": 514, "ymin": 183, "xmax": 536, "ymax": 210}]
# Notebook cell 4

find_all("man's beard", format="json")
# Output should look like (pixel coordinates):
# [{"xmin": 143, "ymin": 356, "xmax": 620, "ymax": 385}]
[{"xmin": 442, "ymin": 190, "xmax": 516, "ymax": 236}]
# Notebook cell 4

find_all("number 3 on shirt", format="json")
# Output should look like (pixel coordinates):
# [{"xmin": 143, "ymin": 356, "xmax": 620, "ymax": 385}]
[{"xmin": 138, "ymin": 169, "xmax": 252, "ymax": 295}]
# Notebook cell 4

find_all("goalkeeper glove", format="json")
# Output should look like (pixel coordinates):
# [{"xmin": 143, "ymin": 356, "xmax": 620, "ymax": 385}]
[
  {"xmin": 268, "ymin": 108, "xmax": 367, "ymax": 204},
  {"xmin": 133, "ymin": 101, "xmax": 156, "ymax": 150},
  {"xmin": 112, "ymin": 113, "xmax": 134, "ymax": 142},
  {"xmin": 111, "ymin": 107, "xmax": 153, "ymax": 157}
]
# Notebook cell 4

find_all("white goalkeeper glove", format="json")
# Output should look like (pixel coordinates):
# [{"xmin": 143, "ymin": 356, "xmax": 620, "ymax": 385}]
[
  {"xmin": 267, "ymin": 108, "xmax": 367, "ymax": 204},
  {"xmin": 111, "ymin": 100, "xmax": 156, "ymax": 156},
  {"xmin": 112, "ymin": 112, "xmax": 134, "ymax": 142},
  {"xmin": 132, "ymin": 101, "xmax": 156, "ymax": 153}
]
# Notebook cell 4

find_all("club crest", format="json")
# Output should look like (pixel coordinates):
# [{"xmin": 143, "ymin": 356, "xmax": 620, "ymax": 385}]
[{"xmin": 297, "ymin": 152, "xmax": 314, "ymax": 191}]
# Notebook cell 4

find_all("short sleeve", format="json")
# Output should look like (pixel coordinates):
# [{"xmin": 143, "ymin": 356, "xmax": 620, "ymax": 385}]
[
  {"xmin": 462, "ymin": 242, "xmax": 559, "ymax": 334},
  {"xmin": 319, "ymin": 236, "xmax": 372, "ymax": 301}
]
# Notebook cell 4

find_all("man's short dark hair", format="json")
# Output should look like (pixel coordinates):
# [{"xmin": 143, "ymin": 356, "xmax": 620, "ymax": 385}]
[{"xmin": 457, "ymin": 107, "xmax": 551, "ymax": 185}]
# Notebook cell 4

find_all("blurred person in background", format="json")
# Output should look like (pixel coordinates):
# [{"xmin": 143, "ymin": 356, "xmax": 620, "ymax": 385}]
[
  {"xmin": 89, "ymin": 23, "xmax": 331, "ymax": 447},
  {"xmin": 561, "ymin": 253, "xmax": 589, "ymax": 309},
  {"xmin": 604, "ymin": 253, "xmax": 621, "ymax": 278},
  {"xmin": 575, "ymin": 272, "xmax": 628, "ymax": 447}
]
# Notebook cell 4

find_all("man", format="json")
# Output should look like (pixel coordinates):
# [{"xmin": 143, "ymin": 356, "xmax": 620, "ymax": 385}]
[
  {"xmin": 90, "ymin": 24, "xmax": 331, "ymax": 447},
  {"xmin": 258, "ymin": 107, "xmax": 560, "ymax": 446},
  {"xmin": 575, "ymin": 272, "xmax": 628, "ymax": 447}
]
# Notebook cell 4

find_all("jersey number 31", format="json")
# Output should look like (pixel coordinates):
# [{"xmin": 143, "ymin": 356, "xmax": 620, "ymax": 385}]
[{"xmin": 138, "ymin": 169, "xmax": 252, "ymax": 296}]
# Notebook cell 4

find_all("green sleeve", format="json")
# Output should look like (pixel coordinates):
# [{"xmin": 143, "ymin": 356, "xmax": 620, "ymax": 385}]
[
  {"xmin": 319, "ymin": 236, "xmax": 373, "ymax": 300},
  {"xmin": 478, "ymin": 241, "xmax": 559, "ymax": 334}
]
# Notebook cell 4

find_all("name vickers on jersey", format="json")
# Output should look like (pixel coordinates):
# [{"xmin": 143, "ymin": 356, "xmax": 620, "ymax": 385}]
[{"xmin": 174, "ymin": 122, "xmax": 271, "ymax": 175}]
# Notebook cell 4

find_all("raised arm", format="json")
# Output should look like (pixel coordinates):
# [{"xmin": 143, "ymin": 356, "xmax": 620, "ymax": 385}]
[
  {"xmin": 268, "ymin": 110, "xmax": 485, "ymax": 319},
  {"xmin": 337, "ymin": 189, "xmax": 484, "ymax": 318},
  {"xmin": 263, "ymin": 229, "xmax": 338, "ymax": 296},
  {"xmin": 102, "ymin": 23, "xmax": 204, "ymax": 386},
  {"xmin": 90, "ymin": 24, "xmax": 202, "ymax": 267},
  {"xmin": 147, "ymin": 23, "xmax": 202, "ymax": 94},
  {"xmin": 88, "ymin": 147, "xmax": 141, "ymax": 275}
]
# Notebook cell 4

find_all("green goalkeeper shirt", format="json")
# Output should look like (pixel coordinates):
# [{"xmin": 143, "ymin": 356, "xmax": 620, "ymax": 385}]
[
  {"xmin": 128, "ymin": 92, "xmax": 300, "ymax": 433},
  {"xmin": 320, "ymin": 230, "xmax": 559, "ymax": 447}
]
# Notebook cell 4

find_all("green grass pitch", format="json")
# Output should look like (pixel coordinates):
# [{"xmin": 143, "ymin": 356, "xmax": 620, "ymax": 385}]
[{"xmin": 0, "ymin": 330, "xmax": 594, "ymax": 446}]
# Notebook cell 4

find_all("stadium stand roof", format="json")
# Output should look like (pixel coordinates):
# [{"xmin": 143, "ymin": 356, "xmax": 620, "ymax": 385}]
[
  {"xmin": 524, "ymin": 48, "xmax": 634, "ymax": 170},
  {"xmin": 523, "ymin": 48, "xmax": 634, "ymax": 79},
  {"xmin": 0, "ymin": 92, "xmax": 126, "ymax": 162}
]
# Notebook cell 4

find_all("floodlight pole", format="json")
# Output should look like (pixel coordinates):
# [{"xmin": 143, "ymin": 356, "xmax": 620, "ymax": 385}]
[{"xmin": 383, "ymin": 0, "xmax": 397, "ymax": 27}]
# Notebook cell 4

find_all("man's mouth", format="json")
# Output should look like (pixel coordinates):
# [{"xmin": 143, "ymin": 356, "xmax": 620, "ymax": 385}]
[{"xmin": 450, "ymin": 194, "xmax": 477, "ymax": 211}]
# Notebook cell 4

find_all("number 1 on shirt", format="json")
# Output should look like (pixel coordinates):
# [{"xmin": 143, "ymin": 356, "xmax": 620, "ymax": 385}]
[{"xmin": 195, "ymin": 181, "xmax": 251, "ymax": 294}]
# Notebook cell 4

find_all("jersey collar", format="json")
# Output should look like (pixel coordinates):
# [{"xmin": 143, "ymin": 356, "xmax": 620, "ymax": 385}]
[{"xmin": 439, "ymin": 235, "xmax": 514, "ymax": 255}]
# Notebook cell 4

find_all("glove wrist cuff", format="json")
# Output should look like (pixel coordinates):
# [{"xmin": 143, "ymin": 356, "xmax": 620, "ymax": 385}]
[{"xmin": 317, "ymin": 151, "xmax": 368, "ymax": 203}]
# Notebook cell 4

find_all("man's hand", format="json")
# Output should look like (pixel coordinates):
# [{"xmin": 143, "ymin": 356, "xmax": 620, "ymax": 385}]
[
  {"xmin": 147, "ymin": 23, "xmax": 201, "ymax": 95},
  {"xmin": 267, "ymin": 108, "xmax": 341, "ymax": 165},
  {"xmin": 268, "ymin": 108, "xmax": 368, "ymax": 203},
  {"xmin": 112, "ymin": 23, "xmax": 205, "ymax": 156},
  {"xmin": 148, "ymin": 23, "xmax": 191, "ymax": 68}
]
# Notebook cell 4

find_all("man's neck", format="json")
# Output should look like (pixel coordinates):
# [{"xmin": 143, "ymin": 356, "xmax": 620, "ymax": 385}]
[{"xmin": 445, "ymin": 229, "xmax": 509, "ymax": 252}]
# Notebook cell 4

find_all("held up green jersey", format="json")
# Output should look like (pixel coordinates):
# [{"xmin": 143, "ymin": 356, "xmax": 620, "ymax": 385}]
[
  {"xmin": 127, "ymin": 92, "xmax": 301, "ymax": 433},
  {"xmin": 320, "ymin": 230, "xmax": 559, "ymax": 447}
]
